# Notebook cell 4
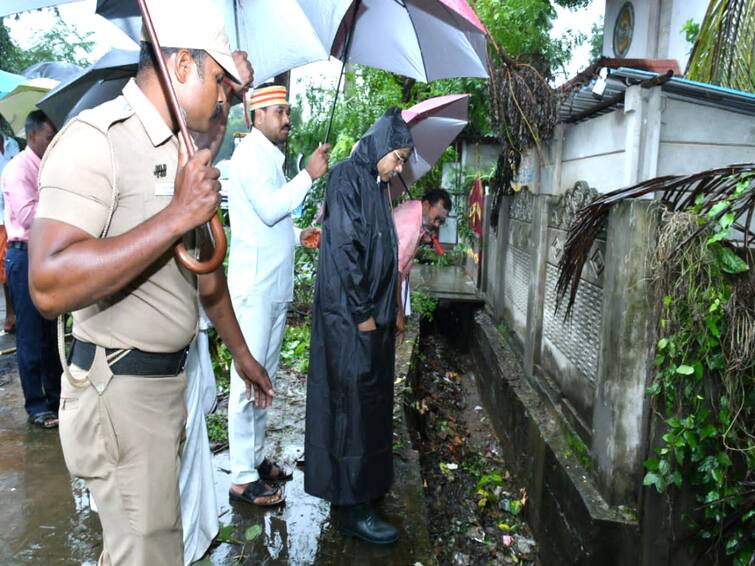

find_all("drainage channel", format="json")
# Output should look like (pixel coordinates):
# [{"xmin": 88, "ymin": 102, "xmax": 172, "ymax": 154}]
[{"xmin": 404, "ymin": 303, "xmax": 540, "ymax": 566}]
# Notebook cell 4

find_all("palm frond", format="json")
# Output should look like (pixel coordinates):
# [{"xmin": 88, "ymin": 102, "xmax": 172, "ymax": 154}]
[
  {"xmin": 555, "ymin": 164, "xmax": 755, "ymax": 317},
  {"xmin": 686, "ymin": 0, "xmax": 755, "ymax": 93}
]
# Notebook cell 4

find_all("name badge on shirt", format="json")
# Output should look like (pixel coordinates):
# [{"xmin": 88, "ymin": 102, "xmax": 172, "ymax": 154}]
[{"xmin": 154, "ymin": 182, "xmax": 174, "ymax": 196}]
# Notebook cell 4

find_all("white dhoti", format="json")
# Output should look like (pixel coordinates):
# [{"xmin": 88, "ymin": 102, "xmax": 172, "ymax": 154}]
[
  {"xmin": 228, "ymin": 297, "xmax": 288, "ymax": 485},
  {"xmin": 180, "ymin": 313, "xmax": 218, "ymax": 565},
  {"xmin": 402, "ymin": 278, "xmax": 412, "ymax": 317}
]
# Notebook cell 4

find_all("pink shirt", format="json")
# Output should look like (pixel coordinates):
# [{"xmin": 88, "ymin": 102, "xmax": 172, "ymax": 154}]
[
  {"xmin": 1, "ymin": 146, "xmax": 41, "ymax": 243},
  {"xmin": 393, "ymin": 199, "xmax": 423, "ymax": 279}
]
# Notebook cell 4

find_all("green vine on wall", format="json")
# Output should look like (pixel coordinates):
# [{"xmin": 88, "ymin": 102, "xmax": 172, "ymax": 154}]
[{"xmin": 643, "ymin": 179, "xmax": 754, "ymax": 565}]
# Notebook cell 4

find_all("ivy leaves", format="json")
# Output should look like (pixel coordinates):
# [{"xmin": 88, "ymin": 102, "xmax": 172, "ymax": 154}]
[{"xmin": 643, "ymin": 183, "xmax": 753, "ymax": 565}]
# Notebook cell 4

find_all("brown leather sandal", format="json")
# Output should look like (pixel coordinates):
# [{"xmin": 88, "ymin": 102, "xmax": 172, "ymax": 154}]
[
  {"xmin": 229, "ymin": 480, "xmax": 285, "ymax": 507},
  {"xmin": 257, "ymin": 458, "xmax": 294, "ymax": 482}
]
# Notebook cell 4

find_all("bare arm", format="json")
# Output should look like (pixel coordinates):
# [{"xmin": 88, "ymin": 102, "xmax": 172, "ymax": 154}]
[
  {"xmin": 395, "ymin": 272, "xmax": 405, "ymax": 341},
  {"xmin": 29, "ymin": 146, "xmax": 221, "ymax": 319},
  {"xmin": 198, "ymin": 268, "xmax": 274, "ymax": 407}
]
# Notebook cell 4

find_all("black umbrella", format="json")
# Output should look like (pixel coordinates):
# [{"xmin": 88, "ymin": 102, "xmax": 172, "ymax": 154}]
[
  {"xmin": 95, "ymin": 0, "xmax": 142, "ymax": 43},
  {"xmin": 37, "ymin": 49, "xmax": 139, "ymax": 129}
]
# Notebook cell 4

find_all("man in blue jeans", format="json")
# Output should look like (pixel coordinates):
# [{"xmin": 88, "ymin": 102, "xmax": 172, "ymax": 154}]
[{"xmin": 0, "ymin": 111, "xmax": 60, "ymax": 428}]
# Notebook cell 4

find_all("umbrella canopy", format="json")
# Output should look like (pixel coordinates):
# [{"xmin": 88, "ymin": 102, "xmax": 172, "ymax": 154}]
[
  {"xmin": 331, "ymin": 0, "xmax": 489, "ymax": 82},
  {"xmin": 38, "ymin": 48, "xmax": 139, "ymax": 129},
  {"xmin": 0, "ymin": 78, "xmax": 59, "ymax": 136},
  {"xmin": 95, "ymin": 0, "xmax": 142, "ymax": 44},
  {"xmin": 389, "ymin": 93, "xmax": 469, "ymax": 198},
  {"xmin": 95, "ymin": 0, "xmax": 351, "ymax": 87},
  {"xmin": 22, "ymin": 61, "xmax": 83, "ymax": 82},
  {"xmin": 0, "ymin": 0, "xmax": 78, "ymax": 17},
  {"xmin": 235, "ymin": 0, "xmax": 352, "ymax": 86},
  {"xmin": 0, "ymin": 70, "xmax": 25, "ymax": 98}
]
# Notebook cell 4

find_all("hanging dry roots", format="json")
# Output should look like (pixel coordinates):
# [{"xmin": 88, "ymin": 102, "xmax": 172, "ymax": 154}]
[{"xmin": 487, "ymin": 53, "xmax": 559, "ymax": 229}]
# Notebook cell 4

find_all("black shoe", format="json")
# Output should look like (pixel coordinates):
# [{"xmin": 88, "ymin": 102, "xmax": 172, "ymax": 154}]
[{"xmin": 335, "ymin": 503, "xmax": 399, "ymax": 544}]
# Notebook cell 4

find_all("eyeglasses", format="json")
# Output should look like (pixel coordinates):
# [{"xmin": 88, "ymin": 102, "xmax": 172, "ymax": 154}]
[{"xmin": 393, "ymin": 150, "xmax": 408, "ymax": 165}]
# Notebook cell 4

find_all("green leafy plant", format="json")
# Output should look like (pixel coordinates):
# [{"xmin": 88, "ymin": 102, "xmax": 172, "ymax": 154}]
[
  {"xmin": 208, "ymin": 327, "xmax": 232, "ymax": 395},
  {"xmin": 205, "ymin": 412, "xmax": 228, "ymax": 446},
  {"xmin": 681, "ymin": 18, "xmax": 701, "ymax": 44},
  {"xmin": 643, "ymin": 181, "xmax": 753, "ymax": 565},
  {"xmin": 280, "ymin": 323, "xmax": 311, "ymax": 374},
  {"xmin": 411, "ymin": 290, "xmax": 439, "ymax": 321}
]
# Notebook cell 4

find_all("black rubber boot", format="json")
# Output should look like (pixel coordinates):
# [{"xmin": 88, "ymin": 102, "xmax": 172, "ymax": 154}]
[{"xmin": 335, "ymin": 502, "xmax": 399, "ymax": 544}]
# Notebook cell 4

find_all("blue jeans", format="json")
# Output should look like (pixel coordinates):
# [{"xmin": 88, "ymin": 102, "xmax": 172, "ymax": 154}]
[{"xmin": 6, "ymin": 246, "xmax": 61, "ymax": 416}]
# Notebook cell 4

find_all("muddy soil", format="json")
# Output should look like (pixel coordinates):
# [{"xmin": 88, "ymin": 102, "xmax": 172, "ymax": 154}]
[{"xmin": 407, "ymin": 325, "xmax": 540, "ymax": 566}]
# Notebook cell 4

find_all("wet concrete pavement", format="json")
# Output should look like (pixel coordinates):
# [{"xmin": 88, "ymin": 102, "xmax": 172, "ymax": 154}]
[
  {"xmin": 410, "ymin": 265, "xmax": 483, "ymax": 304},
  {"xmin": 0, "ymin": 296, "xmax": 434, "ymax": 565}
]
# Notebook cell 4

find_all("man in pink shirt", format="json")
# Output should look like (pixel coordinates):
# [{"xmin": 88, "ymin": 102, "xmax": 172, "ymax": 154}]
[
  {"xmin": 393, "ymin": 188, "xmax": 451, "ymax": 339},
  {"xmin": 0, "ymin": 130, "xmax": 20, "ymax": 333},
  {"xmin": 1, "ymin": 110, "xmax": 61, "ymax": 429}
]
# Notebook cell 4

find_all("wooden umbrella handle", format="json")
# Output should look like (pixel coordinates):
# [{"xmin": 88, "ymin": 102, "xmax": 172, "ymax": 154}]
[{"xmin": 137, "ymin": 0, "xmax": 227, "ymax": 274}]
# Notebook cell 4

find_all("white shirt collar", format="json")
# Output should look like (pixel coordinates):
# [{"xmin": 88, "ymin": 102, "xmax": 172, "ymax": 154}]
[{"xmin": 249, "ymin": 127, "xmax": 285, "ymax": 167}]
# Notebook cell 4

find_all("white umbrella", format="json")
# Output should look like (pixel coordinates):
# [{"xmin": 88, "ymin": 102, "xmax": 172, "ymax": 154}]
[
  {"xmin": 236, "ymin": 0, "xmax": 352, "ymax": 86},
  {"xmin": 0, "ymin": 0, "xmax": 78, "ymax": 17}
]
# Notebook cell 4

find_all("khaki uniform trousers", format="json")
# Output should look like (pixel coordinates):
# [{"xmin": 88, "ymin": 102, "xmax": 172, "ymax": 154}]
[{"xmin": 58, "ymin": 345, "xmax": 187, "ymax": 566}]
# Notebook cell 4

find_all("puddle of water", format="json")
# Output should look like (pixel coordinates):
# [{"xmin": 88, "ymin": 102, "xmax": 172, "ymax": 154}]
[
  {"xmin": 1, "ymin": 354, "xmax": 432, "ymax": 566},
  {"xmin": 0, "ymin": 358, "xmax": 103, "ymax": 565}
]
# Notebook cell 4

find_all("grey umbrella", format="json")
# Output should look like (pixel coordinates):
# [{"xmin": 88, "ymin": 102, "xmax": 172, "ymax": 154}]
[
  {"xmin": 22, "ymin": 61, "xmax": 82, "ymax": 82},
  {"xmin": 0, "ymin": 0, "xmax": 77, "ymax": 18},
  {"xmin": 95, "ymin": 0, "xmax": 142, "ymax": 44},
  {"xmin": 37, "ymin": 48, "xmax": 139, "ymax": 129}
]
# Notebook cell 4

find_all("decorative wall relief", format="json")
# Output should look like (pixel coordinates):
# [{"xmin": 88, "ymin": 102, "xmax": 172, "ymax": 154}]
[
  {"xmin": 541, "ymin": 181, "xmax": 606, "ymax": 408},
  {"xmin": 548, "ymin": 181, "xmax": 600, "ymax": 231},
  {"xmin": 510, "ymin": 188, "xmax": 535, "ymax": 223},
  {"xmin": 504, "ymin": 189, "xmax": 535, "ymax": 323}
]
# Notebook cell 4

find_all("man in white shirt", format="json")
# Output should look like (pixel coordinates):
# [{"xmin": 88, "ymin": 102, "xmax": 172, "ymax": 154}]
[
  {"xmin": 0, "ymin": 131, "xmax": 19, "ymax": 333},
  {"xmin": 227, "ymin": 84, "xmax": 329, "ymax": 506}
]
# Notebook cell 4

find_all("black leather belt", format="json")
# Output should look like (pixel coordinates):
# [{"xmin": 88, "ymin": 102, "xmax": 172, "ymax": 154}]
[
  {"xmin": 8, "ymin": 241, "xmax": 27, "ymax": 250},
  {"xmin": 68, "ymin": 339, "xmax": 189, "ymax": 377}
]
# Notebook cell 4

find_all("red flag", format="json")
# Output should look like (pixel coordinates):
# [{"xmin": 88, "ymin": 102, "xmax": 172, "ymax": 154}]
[{"xmin": 468, "ymin": 175, "xmax": 484, "ymax": 237}]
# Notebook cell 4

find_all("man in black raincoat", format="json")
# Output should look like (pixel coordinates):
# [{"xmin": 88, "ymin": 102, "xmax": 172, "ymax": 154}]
[{"xmin": 305, "ymin": 108, "xmax": 413, "ymax": 544}]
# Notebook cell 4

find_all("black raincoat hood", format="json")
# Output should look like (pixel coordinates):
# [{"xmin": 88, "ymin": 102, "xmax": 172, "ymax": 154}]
[{"xmin": 351, "ymin": 107, "xmax": 414, "ymax": 176}]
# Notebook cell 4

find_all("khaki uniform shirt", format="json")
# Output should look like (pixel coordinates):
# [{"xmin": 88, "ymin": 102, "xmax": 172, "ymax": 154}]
[{"xmin": 36, "ymin": 79, "xmax": 198, "ymax": 352}]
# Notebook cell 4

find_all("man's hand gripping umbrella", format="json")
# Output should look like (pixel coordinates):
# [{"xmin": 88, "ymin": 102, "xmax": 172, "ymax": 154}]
[
  {"xmin": 139, "ymin": 0, "xmax": 272, "ymax": 407},
  {"xmin": 138, "ymin": 0, "xmax": 226, "ymax": 276}
]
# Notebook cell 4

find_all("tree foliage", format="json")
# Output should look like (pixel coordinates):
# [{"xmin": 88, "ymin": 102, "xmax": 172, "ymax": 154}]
[
  {"xmin": 588, "ymin": 16, "xmax": 605, "ymax": 61},
  {"xmin": 1, "ymin": 14, "xmax": 95, "ymax": 73},
  {"xmin": 686, "ymin": 0, "xmax": 755, "ymax": 93}
]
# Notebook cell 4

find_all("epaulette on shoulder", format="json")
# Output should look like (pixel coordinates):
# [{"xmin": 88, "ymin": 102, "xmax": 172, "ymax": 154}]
[{"xmin": 72, "ymin": 96, "xmax": 134, "ymax": 134}]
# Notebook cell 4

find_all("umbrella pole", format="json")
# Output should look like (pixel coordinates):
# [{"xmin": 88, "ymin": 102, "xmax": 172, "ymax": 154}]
[
  {"xmin": 398, "ymin": 172, "xmax": 412, "ymax": 199},
  {"xmin": 323, "ymin": 0, "xmax": 362, "ymax": 144},
  {"xmin": 137, "ymin": 0, "xmax": 227, "ymax": 274},
  {"xmin": 233, "ymin": 0, "xmax": 241, "ymax": 48}
]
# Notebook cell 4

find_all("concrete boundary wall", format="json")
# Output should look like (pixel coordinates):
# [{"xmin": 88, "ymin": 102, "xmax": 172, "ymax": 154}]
[{"xmin": 482, "ymin": 193, "xmax": 662, "ymax": 504}]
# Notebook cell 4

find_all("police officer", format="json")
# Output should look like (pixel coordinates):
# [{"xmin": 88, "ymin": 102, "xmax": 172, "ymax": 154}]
[{"xmin": 28, "ymin": 1, "xmax": 274, "ymax": 564}]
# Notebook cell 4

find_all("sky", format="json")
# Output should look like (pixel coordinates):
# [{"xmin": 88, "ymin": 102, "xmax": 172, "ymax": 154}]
[{"xmin": 4, "ymin": 0, "xmax": 605, "ymax": 103}]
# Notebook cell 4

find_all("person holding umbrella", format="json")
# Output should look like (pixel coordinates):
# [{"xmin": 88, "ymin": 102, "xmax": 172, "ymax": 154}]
[
  {"xmin": 305, "ymin": 107, "xmax": 413, "ymax": 545},
  {"xmin": 27, "ymin": 1, "xmax": 273, "ymax": 564},
  {"xmin": 227, "ymin": 84, "xmax": 329, "ymax": 507}
]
